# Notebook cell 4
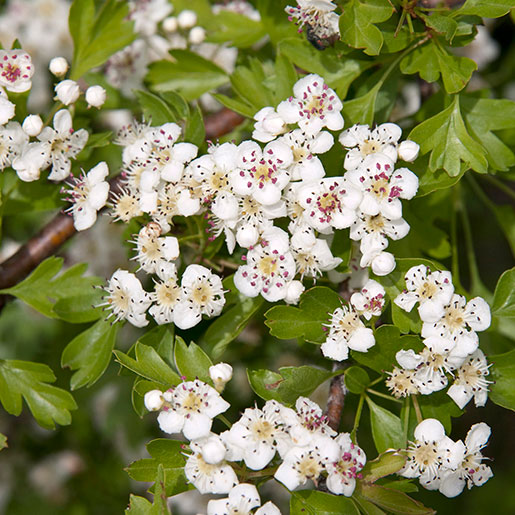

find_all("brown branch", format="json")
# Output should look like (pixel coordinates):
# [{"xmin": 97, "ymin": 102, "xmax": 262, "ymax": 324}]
[
  {"xmin": 325, "ymin": 372, "xmax": 347, "ymax": 432},
  {"xmin": 0, "ymin": 107, "xmax": 246, "ymax": 307}
]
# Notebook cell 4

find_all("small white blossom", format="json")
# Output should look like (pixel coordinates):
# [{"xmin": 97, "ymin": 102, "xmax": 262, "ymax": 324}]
[
  {"xmin": 22, "ymin": 114, "xmax": 43, "ymax": 136},
  {"xmin": 85, "ymin": 85, "xmax": 107, "ymax": 108},
  {"xmin": 189, "ymin": 26, "xmax": 206, "ymax": 44},
  {"xmin": 394, "ymin": 265, "xmax": 454, "ymax": 323},
  {"xmin": 286, "ymin": 1, "xmax": 340, "ymax": 40},
  {"xmin": 0, "ymin": 121, "xmax": 28, "ymax": 171},
  {"xmin": 398, "ymin": 140, "xmax": 420, "ymax": 162},
  {"xmin": 284, "ymin": 280, "xmax": 305, "ymax": 305},
  {"xmin": 350, "ymin": 279, "xmax": 385, "ymax": 320},
  {"xmin": 321, "ymin": 305, "xmax": 375, "ymax": 361},
  {"xmin": 177, "ymin": 9, "xmax": 197, "ymax": 29},
  {"xmin": 253, "ymin": 107, "xmax": 288, "ymax": 143},
  {"xmin": 184, "ymin": 452, "xmax": 238, "ymax": 495},
  {"xmin": 149, "ymin": 262, "xmax": 183, "ymax": 325},
  {"xmin": 207, "ymin": 483, "xmax": 279, "ymax": 515},
  {"xmin": 55, "ymin": 79, "xmax": 80, "ymax": 105},
  {"xmin": 49, "ymin": 56, "xmax": 69, "ymax": 77},
  {"xmin": 144, "ymin": 389, "xmax": 165, "ymax": 411},
  {"xmin": 11, "ymin": 141, "xmax": 49, "ymax": 182},
  {"xmin": 277, "ymin": 74, "xmax": 343, "ymax": 135},
  {"xmin": 0, "ymin": 94, "xmax": 15, "ymax": 125},
  {"xmin": 209, "ymin": 363, "xmax": 233, "ymax": 392},
  {"xmin": 0, "ymin": 49, "xmax": 34, "ymax": 92},
  {"xmin": 62, "ymin": 161, "xmax": 110, "ymax": 231}
]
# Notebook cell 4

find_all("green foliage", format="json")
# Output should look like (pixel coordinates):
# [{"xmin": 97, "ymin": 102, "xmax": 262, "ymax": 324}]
[
  {"xmin": 248, "ymin": 366, "xmax": 336, "ymax": 406},
  {"xmin": 361, "ymin": 452, "xmax": 407, "ymax": 482},
  {"xmin": 345, "ymin": 366, "xmax": 370, "ymax": 394},
  {"xmin": 174, "ymin": 337, "xmax": 213, "ymax": 383},
  {"xmin": 61, "ymin": 318, "xmax": 119, "ymax": 390},
  {"xmin": 490, "ymin": 349, "xmax": 515, "ymax": 411},
  {"xmin": 69, "ymin": 0, "xmax": 136, "ymax": 79},
  {"xmin": 0, "ymin": 359, "xmax": 77, "ymax": 429},
  {"xmin": 492, "ymin": 267, "xmax": 515, "ymax": 318},
  {"xmin": 207, "ymin": 10, "xmax": 266, "ymax": 48},
  {"xmin": 366, "ymin": 397, "xmax": 404, "ymax": 453},
  {"xmin": 290, "ymin": 490, "xmax": 360, "ymax": 515},
  {"xmin": 454, "ymin": 0, "xmax": 514, "ymax": 17},
  {"xmin": 0, "ymin": 257, "xmax": 103, "ymax": 321},
  {"xmin": 265, "ymin": 286, "xmax": 342, "ymax": 343}
]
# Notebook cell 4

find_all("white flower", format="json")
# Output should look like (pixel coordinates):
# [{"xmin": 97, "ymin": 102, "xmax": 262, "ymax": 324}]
[
  {"xmin": 224, "ymin": 400, "xmax": 288, "ymax": 470},
  {"xmin": 0, "ymin": 95, "xmax": 15, "ymax": 125},
  {"xmin": 321, "ymin": 305, "xmax": 375, "ymax": 361},
  {"xmin": 368, "ymin": 250, "xmax": 396, "ymax": 276},
  {"xmin": 158, "ymin": 379, "xmax": 230, "ymax": 440},
  {"xmin": 398, "ymin": 140, "xmax": 420, "ymax": 162},
  {"xmin": 152, "ymin": 182, "xmax": 200, "ymax": 232},
  {"xmin": 144, "ymin": 389, "xmax": 164, "ymax": 411},
  {"xmin": 286, "ymin": 1, "xmax": 340, "ymax": 40},
  {"xmin": 177, "ymin": 9, "xmax": 197, "ymax": 29},
  {"xmin": 447, "ymin": 350, "xmax": 491, "ymax": 410},
  {"xmin": 11, "ymin": 141, "xmax": 49, "ymax": 182},
  {"xmin": 345, "ymin": 153, "xmax": 419, "ymax": 220},
  {"xmin": 85, "ymin": 85, "xmax": 106, "ymax": 108},
  {"xmin": 253, "ymin": 106, "xmax": 288, "ymax": 143},
  {"xmin": 230, "ymin": 140, "xmax": 293, "ymax": 206},
  {"xmin": 109, "ymin": 186, "xmax": 143, "ymax": 223},
  {"xmin": 350, "ymin": 279, "xmax": 385, "ymax": 320},
  {"xmin": 297, "ymin": 178, "xmax": 360, "ymax": 233},
  {"xmin": 0, "ymin": 49, "xmax": 34, "ymax": 92},
  {"xmin": 55, "ymin": 79, "xmax": 80, "ymax": 105},
  {"xmin": 274, "ymin": 436, "xmax": 340, "ymax": 491},
  {"xmin": 148, "ymin": 262, "xmax": 183, "ymax": 325},
  {"xmin": 184, "ymin": 452, "xmax": 238, "ymax": 495},
  {"xmin": 394, "ymin": 265, "xmax": 454, "ymax": 323},
  {"xmin": 173, "ymin": 265, "xmax": 226, "ymax": 330},
  {"xmin": 189, "ymin": 26, "xmax": 206, "ymax": 44},
  {"xmin": 326, "ymin": 433, "xmax": 366, "ymax": 496},
  {"xmin": 234, "ymin": 227, "xmax": 296, "ymax": 302},
  {"xmin": 400, "ymin": 418, "xmax": 463, "ymax": 490},
  {"xmin": 207, "ymin": 483, "xmax": 267, "ymax": 515},
  {"xmin": 438, "ymin": 423, "xmax": 493, "ymax": 497},
  {"xmin": 209, "ymin": 363, "xmax": 233, "ymax": 392},
  {"xmin": 37, "ymin": 109, "xmax": 89, "ymax": 181},
  {"xmin": 129, "ymin": 0, "xmax": 172, "ymax": 36},
  {"xmin": 339, "ymin": 123, "xmax": 401, "ymax": 170},
  {"xmin": 190, "ymin": 434, "xmax": 228, "ymax": 465},
  {"xmin": 284, "ymin": 280, "xmax": 305, "ymax": 305},
  {"xmin": 22, "ymin": 114, "xmax": 43, "ymax": 136},
  {"xmin": 421, "ymin": 295, "xmax": 491, "ymax": 358},
  {"xmin": 280, "ymin": 128, "xmax": 333, "ymax": 181},
  {"xmin": 100, "ymin": 269, "xmax": 151, "ymax": 327},
  {"xmin": 62, "ymin": 161, "xmax": 110, "ymax": 231},
  {"xmin": 132, "ymin": 223, "xmax": 180, "ymax": 274},
  {"xmin": 277, "ymin": 74, "xmax": 343, "ymax": 135},
  {"xmin": 0, "ymin": 121, "xmax": 28, "ymax": 171},
  {"xmin": 49, "ymin": 56, "xmax": 69, "ymax": 77},
  {"xmin": 385, "ymin": 367, "xmax": 419, "ymax": 398}
]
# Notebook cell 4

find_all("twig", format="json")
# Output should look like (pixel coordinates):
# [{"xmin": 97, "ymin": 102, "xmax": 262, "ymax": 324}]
[
  {"xmin": 0, "ymin": 107, "xmax": 245, "ymax": 309},
  {"xmin": 325, "ymin": 372, "xmax": 347, "ymax": 432}
]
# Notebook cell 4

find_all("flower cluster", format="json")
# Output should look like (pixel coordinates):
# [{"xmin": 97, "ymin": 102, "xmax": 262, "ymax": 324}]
[
  {"xmin": 145, "ymin": 380, "xmax": 366, "ymax": 504},
  {"xmin": 286, "ymin": 1, "xmax": 340, "ymax": 41},
  {"xmin": 385, "ymin": 265, "xmax": 492, "ymax": 410},
  {"xmin": 400, "ymin": 418, "xmax": 493, "ymax": 497}
]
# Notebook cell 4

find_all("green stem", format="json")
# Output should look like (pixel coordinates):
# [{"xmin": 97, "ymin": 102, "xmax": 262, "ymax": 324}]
[
  {"xmin": 367, "ymin": 388, "xmax": 402, "ymax": 404},
  {"xmin": 450, "ymin": 185, "xmax": 461, "ymax": 290},
  {"xmin": 246, "ymin": 466, "xmax": 278, "ymax": 479},
  {"xmin": 350, "ymin": 394, "xmax": 365, "ymax": 443},
  {"xmin": 368, "ymin": 375, "xmax": 385, "ymax": 388},
  {"xmin": 402, "ymin": 397, "xmax": 411, "ymax": 445},
  {"xmin": 412, "ymin": 395, "xmax": 423, "ymax": 424},
  {"xmin": 481, "ymin": 174, "xmax": 515, "ymax": 203},
  {"xmin": 217, "ymin": 414, "xmax": 232, "ymax": 429}
]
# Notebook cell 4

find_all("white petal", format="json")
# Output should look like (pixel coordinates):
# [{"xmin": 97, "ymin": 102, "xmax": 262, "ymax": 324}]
[{"xmin": 414, "ymin": 418, "xmax": 445, "ymax": 443}]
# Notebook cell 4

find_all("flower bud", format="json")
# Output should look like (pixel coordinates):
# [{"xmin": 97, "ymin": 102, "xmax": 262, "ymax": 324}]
[
  {"xmin": 236, "ymin": 224, "xmax": 259, "ymax": 248},
  {"xmin": 22, "ymin": 114, "xmax": 43, "ymax": 136},
  {"xmin": 144, "ymin": 389, "xmax": 164, "ymax": 411},
  {"xmin": 209, "ymin": 363, "xmax": 233, "ymax": 392},
  {"xmin": 49, "ymin": 56, "xmax": 69, "ymax": 77},
  {"xmin": 199, "ymin": 435, "xmax": 227, "ymax": 464},
  {"xmin": 285, "ymin": 280, "xmax": 305, "ymax": 305},
  {"xmin": 163, "ymin": 16, "xmax": 178, "ymax": 32},
  {"xmin": 85, "ymin": 85, "xmax": 106, "ymax": 108},
  {"xmin": 398, "ymin": 140, "xmax": 420, "ymax": 162},
  {"xmin": 189, "ymin": 26, "xmax": 206, "ymax": 44},
  {"xmin": 177, "ymin": 9, "xmax": 197, "ymax": 29},
  {"xmin": 55, "ymin": 79, "xmax": 80, "ymax": 105},
  {"xmin": 371, "ymin": 251, "xmax": 396, "ymax": 276},
  {"xmin": 0, "ymin": 96, "xmax": 15, "ymax": 125}
]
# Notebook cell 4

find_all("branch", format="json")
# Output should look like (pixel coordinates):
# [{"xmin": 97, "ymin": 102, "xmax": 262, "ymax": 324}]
[
  {"xmin": 325, "ymin": 372, "xmax": 347, "ymax": 432},
  {"xmin": 0, "ymin": 107, "xmax": 245, "ymax": 306}
]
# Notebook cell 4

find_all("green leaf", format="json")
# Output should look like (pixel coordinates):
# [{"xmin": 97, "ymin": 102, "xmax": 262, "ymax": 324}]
[
  {"xmin": 135, "ymin": 90, "xmax": 180, "ymax": 125},
  {"xmin": 455, "ymin": 0, "xmax": 513, "ymax": 18},
  {"xmin": 490, "ymin": 349, "xmax": 515, "ymax": 411},
  {"xmin": 339, "ymin": 0, "xmax": 394, "ymax": 55},
  {"xmin": 273, "ymin": 53, "xmax": 298, "ymax": 105},
  {"xmin": 61, "ymin": 318, "xmax": 118, "ymax": 390},
  {"xmin": 265, "ymin": 286, "xmax": 342, "ymax": 343},
  {"xmin": 138, "ymin": 326, "xmax": 174, "ymax": 366},
  {"xmin": 229, "ymin": 58, "xmax": 274, "ymax": 112},
  {"xmin": 409, "ymin": 96, "xmax": 488, "ymax": 177},
  {"xmin": 419, "ymin": 13, "xmax": 458, "ymax": 42},
  {"xmin": 400, "ymin": 40, "xmax": 477, "ymax": 94},
  {"xmin": 132, "ymin": 378, "xmax": 165, "ymax": 417},
  {"xmin": 366, "ymin": 397, "xmax": 404, "ymax": 453},
  {"xmin": 0, "ymin": 360, "xmax": 77, "ymax": 429},
  {"xmin": 126, "ymin": 494, "xmax": 153, "ymax": 514},
  {"xmin": 278, "ymin": 38, "xmax": 373, "ymax": 99},
  {"xmin": 0, "ymin": 432, "xmax": 7, "ymax": 451},
  {"xmin": 174, "ymin": 337, "xmax": 213, "ymax": 383},
  {"xmin": 0, "ymin": 258, "xmax": 102, "ymax": 319},
  {"xmin": 248, "ymin": 366, "xmax": 336, "ymax": 407},
  {"xmin": 152, "ymin": 465, "xmax": 170, "ymax": 515},
  {"xmin": 114, "ymin": 343, "xmax": 181, "ymax": 386},
  {"xmin": 352, "ymin": 326, "xmax": 423, "ymax": 373},
  {"xmin": 356, "ymin": 484, "xmax": 435, "ymax": 515},
  {"xmin": 208, "ymin": 10, "xmax": 266, "ymax": 48},
  {"xmin": 417, "ymin": 390, "xmax": 462, "ymax": 434},
  {"xmin": 341, "ymin": 83, "xmax": 381, "ymax": 126},
  {"xmin": 202, "ymin": 294, "xmax": 264, "ymax": 359},
  {"xmin": 70, "ymin": 0, "xmax": 136, "ymax": 79},
  {"xmin": 212, "ymin": 93, "xmax": 256, "ymax": 118},
  {"xmin": 184, "ymin": 103, "xmax": 206, "ymax": 148},
  {"xmin": 147, "ymin": 50, "xmax": 229, "ymax": 100},
  {"xmin": 492, "ymin": 268, "xmax": 515, "ymax": 318},
  {"xmin": 291, "ymin": 490, "xmax": 360, "ymax": 515},
  {"xmin": 126, "ymin": 439, "xmax": 190, "ymax": 497},
  {"xmin": 345, "ymin": 366, "xmax": 370, "ymax": 394},
  {"xmin": 361, "ymin": 452, "xmax": 407, "ymax": 482}
]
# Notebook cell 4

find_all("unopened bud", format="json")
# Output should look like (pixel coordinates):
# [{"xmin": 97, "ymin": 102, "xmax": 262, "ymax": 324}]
[
  {"xmin": 371, "ymin": 251, "xmax": 396, "ymax": 276},
  {"xmin": 22, "ymin": 114, "xmax": 43, "ymax": 136},
  {"xmin": 55, "ymin": 79, "xmax": 80, "ymax": 105},
  {"xmin": 163, "ymin": 16, "xmax": 178, "ymax": 32},
  {"xmin": 144, "ymin": 389, "xmax": 164, "ymax": 411},
  {"xmin": 177, "ymin": 9, "xmax": 197, "ymax": 29},
  {"xmin": 49, "ymin": 57, "xmax": 69, "ymax": 77},
  {"xmin": 209, "ymin": 363, "xmax": 233, "ymax": 392},
  {"xmin": 189, "ymin": 26, "xmax": 206, "ymax": 44},
  {"xmin": 398, "ymin": 140, "xmax": 420, "ymax": 162},
  {"xmin": 85, "ymin": 85, "xmax": 106, "ymax": 108},
  {"xmin": 285, "ymin": 280, "xmax": 305, "ymax": 305}
]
